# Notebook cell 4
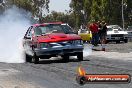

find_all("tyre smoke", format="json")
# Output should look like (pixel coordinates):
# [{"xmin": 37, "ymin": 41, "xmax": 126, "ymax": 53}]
[
  {"xmin": 83, "ymin": 44, "xmax": 92, "ymax": 57},
  {"xmin": 0, "ymin": 6, "xmax": 31, "ymax": 63}
]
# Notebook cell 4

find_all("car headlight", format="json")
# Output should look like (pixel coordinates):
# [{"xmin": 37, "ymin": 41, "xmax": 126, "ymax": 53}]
[
  {"xmin": 124, "ymin": 34, "xmax": 128, "ymax": 37},
  {"xmin": 40, "ymin": 43, "xmax": 49, "ymax": 48},
  {"xmin": 106, "ymin": 34, "xmax": 111, "ymax": 38},
  {"xmin": 72, "ymin": 40, "xmax": 83, "ymax": 45}
]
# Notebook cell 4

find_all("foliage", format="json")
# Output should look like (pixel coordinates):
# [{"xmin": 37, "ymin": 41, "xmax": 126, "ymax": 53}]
[
  {"xmin": 42, "ymin": 11, "xmax": 76, "ymax": 28},
  {"xmin": 1, "ymin": 0, "xmax": 131, "ymax": 28},
  {"xmin": 70, "ymin": 0, "xmax": 132, "ymax": 28},
  {"xmin": 0, "ymin": 0, "xmax": 49, "ymax": 23}
]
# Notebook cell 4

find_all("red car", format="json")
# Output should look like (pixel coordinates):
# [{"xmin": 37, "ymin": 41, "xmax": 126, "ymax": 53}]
[{"xmin": 23, "ymin": 22, "xmax": 83, "ymax": 64}]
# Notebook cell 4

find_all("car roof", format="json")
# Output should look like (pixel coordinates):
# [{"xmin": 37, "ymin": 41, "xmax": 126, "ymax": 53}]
[
  {"xmin": 107, "ymin": 25, "xmax": 122, "ymax": 28},
  {"xmin": 32, "ymin": 22, "xmax": 63, "ymax": 27},
  {"xmin": 107, "ymin": 25, "xmax": 119, "ymax": 27}
]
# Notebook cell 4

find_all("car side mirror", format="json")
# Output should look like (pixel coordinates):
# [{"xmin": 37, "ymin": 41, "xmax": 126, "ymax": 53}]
[
  {"xmin": 24, "ymin": 36, "xmax": 31, "ymax": 39},
  {"xmin": 24, "ymin": 36, "xmax": 26, "ymax": 39}
]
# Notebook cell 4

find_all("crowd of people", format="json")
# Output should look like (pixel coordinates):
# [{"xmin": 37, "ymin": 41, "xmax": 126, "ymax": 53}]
[{"xmin": 89, "ymin": 20, "xmax": 107, "ymax": 51}]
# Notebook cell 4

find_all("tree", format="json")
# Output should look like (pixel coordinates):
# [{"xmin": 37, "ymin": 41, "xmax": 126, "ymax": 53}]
[
  {"xmin": 83, "ymin": 0, "xmax": 92, "ymax": 23},
  {"xmin": 70, "ymin": 0, "xmax": 132, "ymax": 28},
  {"xmin": 70, "ymin": 0, "xmax": 84, "ymax": 28},
  {"xmin": 42, "ymin": 11, "xmax": 76, "ymax": 28},
  {"xmin": 1, "ymin": 0, "xmax": 49, "ymax": 23},
  {"xmin": 124, "ymin": 0, "xmax": 132, "ymax": 26},
  {"xmin": 89, "ymin": 0, "xmax": 100, "ymax": 21}
]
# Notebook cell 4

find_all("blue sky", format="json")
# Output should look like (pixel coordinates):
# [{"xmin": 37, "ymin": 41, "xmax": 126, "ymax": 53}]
[{"xmin": 49, "ymin": 0, "xmax": 71, "ymax": 12}]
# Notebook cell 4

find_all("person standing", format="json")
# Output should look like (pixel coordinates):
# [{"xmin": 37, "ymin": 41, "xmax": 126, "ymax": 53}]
[
  {"xmin": 97, "ymin": 21, "xmax": 102, "ymax": 40},
  {"xmin": 89, "ymin": 21, "xmax": 99, "ymax": 46},
  {"xmin": 99, "ymin": 21, "xmax": 107, "ymax": 51}
]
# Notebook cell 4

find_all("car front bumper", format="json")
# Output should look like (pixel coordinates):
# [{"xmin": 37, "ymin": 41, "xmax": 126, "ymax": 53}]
[
  {"xmin": 106, "ymin": 36, "xmax": 128, "ymax": 41},
  {"xmin": 79, "ymin": 34, "xmax": 92, "ymax": 41},
  {"xmin": 34, "ymin": 45, "xmax": 83, "ymax": 58}
]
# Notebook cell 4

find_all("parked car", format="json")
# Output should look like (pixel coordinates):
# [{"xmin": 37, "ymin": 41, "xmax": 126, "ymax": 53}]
[
  {"xmin": 106, "ymin": 25, "xmax": 128, "ymax": 43},
  {"xmin": 127, "ymin": 26, "xmax": 132, "ymax": 39},
  {"xmin": 78, "ymin": 29, "xmax": 92, "ymax": 43},
  {"xmin": 23, "ymin": 22, "xmax": 84, "ymax": 64}
]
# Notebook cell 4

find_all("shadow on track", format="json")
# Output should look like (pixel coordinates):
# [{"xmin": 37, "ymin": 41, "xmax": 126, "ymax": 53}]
[{"xmin": 36, "ymin": 58, "xmax": 90, "ymax": 64}]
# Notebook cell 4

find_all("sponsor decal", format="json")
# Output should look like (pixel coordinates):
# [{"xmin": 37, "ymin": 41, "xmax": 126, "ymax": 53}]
[{"xmin": 76, "ymin": 66, "xmax": 131, "ymax": 85}]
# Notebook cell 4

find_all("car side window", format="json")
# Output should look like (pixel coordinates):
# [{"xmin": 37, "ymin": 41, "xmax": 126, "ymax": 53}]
[{"xmin": 25, "ymin": 26, "xmax": 33, "ymax": 38}]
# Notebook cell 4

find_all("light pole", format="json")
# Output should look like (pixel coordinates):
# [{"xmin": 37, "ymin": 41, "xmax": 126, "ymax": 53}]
[
  {"xmin": 81, "ymin": 10, "xmax": 85, "ymax": 29},
  {"xmin": 122, "ymin": 0, "xmax": 125, "ymax": 30},
  {"xmin": 81, "ymin": 10, "xmax": 87, "ymax": 28}
]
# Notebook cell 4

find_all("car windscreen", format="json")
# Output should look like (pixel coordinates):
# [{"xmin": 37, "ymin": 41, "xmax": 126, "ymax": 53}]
[
  {"xmin": 34, "ymin": 24, "xmax": 73, "ymax": 36},
  {"xmin": 111, "ymin": 26, "xmax": 123, "ymax": 31},
  {"xmin": 80, "ymin": 29, "xmax": 87, "ymax": 33}
]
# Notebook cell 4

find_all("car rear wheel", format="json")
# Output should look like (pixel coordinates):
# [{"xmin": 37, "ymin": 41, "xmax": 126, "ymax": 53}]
[
  {"xmin": 61, "ymin": 55, "xmax": 69, "ymax": 62},
  {"xmin": 25, "ymin": 53, "xmax": 32, "ymax": 63},
  {"xmin": 77, "ymin": 52, "xmax": 83, "ymax": 61}
]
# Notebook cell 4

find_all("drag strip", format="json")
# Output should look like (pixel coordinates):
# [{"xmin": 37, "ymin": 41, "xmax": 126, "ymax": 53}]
[{"xmin": 0, "ymin": 43, "xmax": 132, "ymax": 88}]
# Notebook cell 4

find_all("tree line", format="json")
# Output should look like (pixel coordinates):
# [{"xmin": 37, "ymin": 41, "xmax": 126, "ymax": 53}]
[
  {"xmin": 70, "ymin": 0, "xmax": 132, "ymax": 28},
  {"xmin": 0, "ymin": 0, "xmax": 49, "ymax": 23},
  {"xmin": 42, "ymin": 0, "xmax": 132, "ymax": 29},
  {"xmin": 0, "ymin": 0, "xmax": 131, "ymax": 29}
]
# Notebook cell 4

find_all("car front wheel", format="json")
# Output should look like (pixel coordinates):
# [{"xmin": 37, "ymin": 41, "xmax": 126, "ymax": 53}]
[
  {"xmin": 77, "ymin": 52, "xmax": 83, "ymax": 61},
  {"xmin": 116, "ymin": 41, "xmax": 120, "ymax": 44},
  {"xmin": 124, "ymin": 39, "xmax": 128, "ymax": 43},
  {"xmin": 61, "ymin": 55, "xmax": 69, "ymax": 62},
  {"xmin": 32, "ymin": 55, "xmax": 39, "ymax": 64}
]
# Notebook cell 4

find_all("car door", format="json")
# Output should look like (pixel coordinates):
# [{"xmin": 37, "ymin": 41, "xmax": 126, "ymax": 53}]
[{"xmin": 23, "ymin": 26, "xmax": 33, "ymax": 56}]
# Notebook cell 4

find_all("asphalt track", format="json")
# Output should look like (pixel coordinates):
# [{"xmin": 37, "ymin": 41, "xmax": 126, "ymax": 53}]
[{"xmin": 0, "ymin": 42, "xmax": 132, "ymax": 88}]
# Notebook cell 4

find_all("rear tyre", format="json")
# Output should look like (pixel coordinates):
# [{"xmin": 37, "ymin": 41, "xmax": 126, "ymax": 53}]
[
  {"xmin": 77, "ymin": 52, "xmax": 83, "ymax": 61},
  {"xmin": 61, "ymin": 55, "xmax": 69, "ymax": 62},
  {"xmin": 25, "ymin": 53, "xmax": 32, "ymax": 63}
]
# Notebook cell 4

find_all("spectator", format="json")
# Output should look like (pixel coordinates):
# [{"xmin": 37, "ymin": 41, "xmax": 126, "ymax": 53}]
[
  {"xmin": 89, "ymin": 21, "xmax": 99, "ymax": 46},
  {"xmin": 97, "ymin": 21, "xmax": 102, "ymax": 40},
  {"xmin": 99, "ymin": 21, "xmax": 107, "ymax": 51}
]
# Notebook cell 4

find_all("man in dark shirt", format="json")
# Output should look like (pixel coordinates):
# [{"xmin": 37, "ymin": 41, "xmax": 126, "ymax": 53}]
[{"xmin": 99, "ymin": 21, "xmax": 107, "ymax": 51}]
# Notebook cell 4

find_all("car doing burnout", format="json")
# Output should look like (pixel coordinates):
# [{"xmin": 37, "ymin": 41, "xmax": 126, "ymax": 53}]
[{"xmin": 23, "ymin": 22, "xmax": 84, "ymax": 64}]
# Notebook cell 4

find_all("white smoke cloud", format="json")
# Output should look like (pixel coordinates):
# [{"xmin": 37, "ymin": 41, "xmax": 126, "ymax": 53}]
[
  {"xmin": 83, "ymin": 44, "xmax": 92, "ymax": 57},
  {"xmin": 0, "ymin": 6, "xmax": 31, "ymax": 63}
]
